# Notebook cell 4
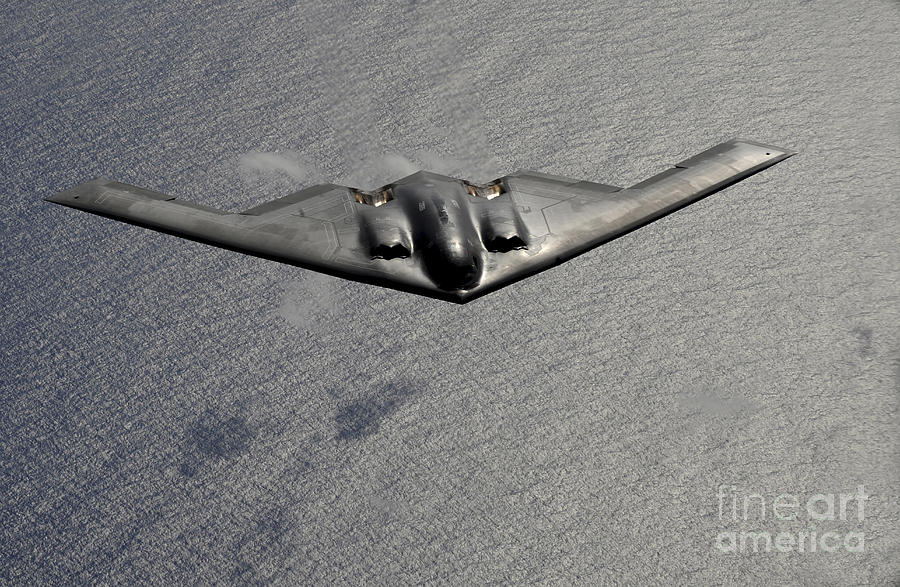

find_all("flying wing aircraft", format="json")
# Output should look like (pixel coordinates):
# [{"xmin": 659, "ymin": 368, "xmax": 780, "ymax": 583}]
[{"xmin": 46, "ymin": 138, "xmax": 795, "ymax": 303}]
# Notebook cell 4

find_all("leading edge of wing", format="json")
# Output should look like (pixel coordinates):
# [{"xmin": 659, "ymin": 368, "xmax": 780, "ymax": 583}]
[
  {"xmin": 631, "ymin": 138, "xmax": 796, "ymax": 190},
  {"xmin": 44, "ymin": 178, "xmax": 453, "ymax": 301},
  {"xmin": 454, "ymin": 138, "xmax": 797, "ymax": 303}
]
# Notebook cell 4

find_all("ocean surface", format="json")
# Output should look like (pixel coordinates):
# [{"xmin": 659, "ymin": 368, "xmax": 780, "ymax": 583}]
[{"xmin": 1, "ymin": 0, "xmax": 898, "ymax": 583}]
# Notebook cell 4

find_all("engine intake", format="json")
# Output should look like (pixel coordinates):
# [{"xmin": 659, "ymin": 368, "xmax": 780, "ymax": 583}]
[
  {"xmin": 353, "ymin": 187, "xmax": 394, "ymax": 207},
  {"xmin": 465, "ymin": 181, "xmax": 505, "ymax": 200}
]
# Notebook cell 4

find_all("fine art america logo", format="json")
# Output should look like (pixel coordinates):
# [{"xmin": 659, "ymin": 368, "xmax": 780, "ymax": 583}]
[{"xmin": 715, "ymin": 485, "xmax": 868, "ymax": 554}]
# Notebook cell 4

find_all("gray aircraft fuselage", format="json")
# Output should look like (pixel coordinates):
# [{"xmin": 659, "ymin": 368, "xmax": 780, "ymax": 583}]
[{"xmin": 394, "ymin": 179, "xmax": 484, "ymax": 291}]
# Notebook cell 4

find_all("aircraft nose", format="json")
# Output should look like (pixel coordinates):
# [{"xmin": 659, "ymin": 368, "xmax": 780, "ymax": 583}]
[
  {"xmin": 455, "ymin": 256, "xmax": 481, "ymax": 288},
  {"xmin": 441, "ymin": 255, "xmax": 481, "ymax": 290},
  {"xmin": 422, "ymin": 243, "xmax": 483, "ymax": 291}
]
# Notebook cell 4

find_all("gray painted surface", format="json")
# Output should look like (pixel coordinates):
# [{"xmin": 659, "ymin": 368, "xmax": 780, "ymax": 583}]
[
  {"xmin": 45, "ymin": 140, "xmax": 795, "ymax": 303},
  {"xmin": 1, "ymin": 0, "xmax": 898, "ymax": 584}
]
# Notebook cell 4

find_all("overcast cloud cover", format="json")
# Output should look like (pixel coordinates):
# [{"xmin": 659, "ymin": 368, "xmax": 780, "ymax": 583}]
[{"xmin": 1, "ymin": 0, "xmax": 898, "ymax": 584}]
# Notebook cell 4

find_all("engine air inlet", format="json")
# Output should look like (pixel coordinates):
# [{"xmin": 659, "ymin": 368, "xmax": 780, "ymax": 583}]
[
  {"xmin": 353, "ymin": 187, "xmax": 394, "ymax": 207},
  {"xmin": 465, "ymin": 182, "xmax": 504, "ymax": 200}
]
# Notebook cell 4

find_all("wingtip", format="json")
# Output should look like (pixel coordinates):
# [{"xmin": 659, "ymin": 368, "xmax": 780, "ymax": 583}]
[
  {"xmin": 44, "ymin": 177, "xmax": 110, "ymax": 205},
  {"xmin": 44, "ymin": 193, "xmax": 69, "ymax": 205},
  {"xmin": 730, "ymin": 138, "xmax": 797, "ymax": 157}
]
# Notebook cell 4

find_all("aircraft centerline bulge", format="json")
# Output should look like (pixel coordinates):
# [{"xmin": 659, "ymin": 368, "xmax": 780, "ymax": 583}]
[{"xmin": 46, "ymin": 138, "xmax": 795, "ymax": 303}]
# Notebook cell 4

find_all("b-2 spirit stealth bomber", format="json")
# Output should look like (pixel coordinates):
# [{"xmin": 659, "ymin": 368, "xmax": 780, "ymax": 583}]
[{"xmin": 47, "ymin": 138, "xmax": 794, "ymax": 303}]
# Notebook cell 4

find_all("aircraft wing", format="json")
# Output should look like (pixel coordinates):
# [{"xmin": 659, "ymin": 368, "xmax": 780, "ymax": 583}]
[
  {"xmin": 46, "ymin": 138, "xmax": 794, "ymax": 303},
  {"xmin": 458, "ymin": 138, "xmax": 796, "ymax": 301},
  {"xmin": 44, "ymin": 179, "xmax": 440, "ymax": 298}
]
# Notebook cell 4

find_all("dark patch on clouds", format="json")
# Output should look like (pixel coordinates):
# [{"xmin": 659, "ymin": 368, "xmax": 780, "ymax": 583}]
[
  {"xmin": 180, "ymin": 412, "xmax": 257, "ymax": 476},
  {"xmin": 852, "ymin": 326, "xmax": 873, "ymax": 358},
  {"xmin": 334, "ymin": 383, "xmax": 417, "ymax": 440},
  {"xmin": 191, "ymin": 415, "xmax": 256, "ymax": 458}
]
